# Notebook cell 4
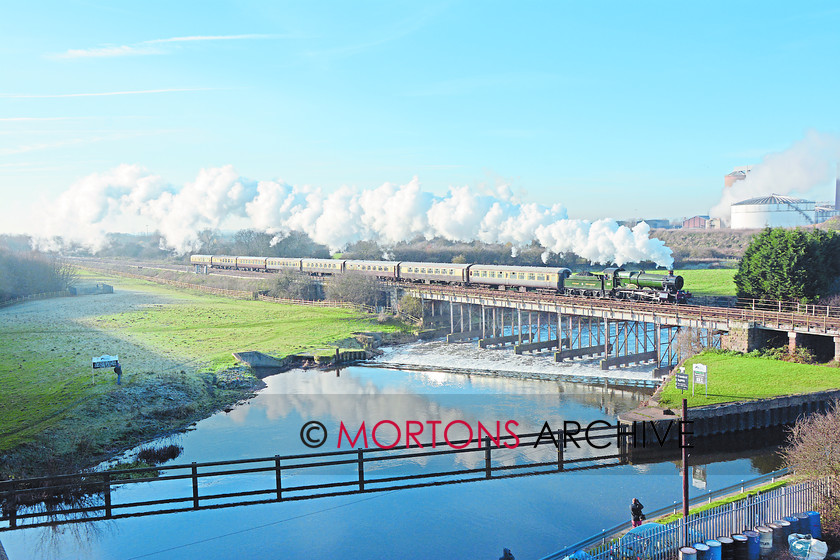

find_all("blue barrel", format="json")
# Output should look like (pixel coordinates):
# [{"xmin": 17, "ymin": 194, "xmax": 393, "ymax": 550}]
[
  {"xmin": 743, "ymin": 530, "xmax": 760, "ymax": 560},
  {"xmin": 731, "ymin": 534, "xmax": 748, "ymax": 560},
  {"xmin": 796, "ymin": 513, "xmax": 810, "ymax": 535},
  {"xmin": 694, "ymin": 543, "xmax": 711, "ymax": 560},
  {"xmin": 767, "ymin": 523, "xmax": 784, "ymax": 551},
  {"xmin": 806, "ymin": 511, "xmax": 822, "ymax": 539},
  {"xmin": 718, "ymin": 536, "xmax": 735, "ymax": 560},
  {"xmin": 783, "ymin": 515, "xmax": 800, "ymax": 533},
  {"xmin": 681, "ymin": 547, "xmax": 698, "ymax": 560},
  {"xmin": 774, "ymin": 519, "xmax": 791, "ymax": 540},
  {"xmin": 706, "ymin": 539, "xmax": 723, "ymax": 560},
  {"xmin": 755, "ymin": 526, "xmax": 772, "ymax": 557}
]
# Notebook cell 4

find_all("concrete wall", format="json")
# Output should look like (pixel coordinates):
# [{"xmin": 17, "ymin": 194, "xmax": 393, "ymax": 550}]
[{"xmin": 721, "ymin": 323, "xmax": 776, "ymax": 352}]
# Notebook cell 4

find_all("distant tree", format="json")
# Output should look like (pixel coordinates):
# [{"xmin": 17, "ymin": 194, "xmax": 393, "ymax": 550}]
[
  {"xmin": 324, "ymin": 272, "xmax": 381, "ymax": 307},
  {"xmin": 269, "ymin": 270, "xmax": 321, "ymax": 300},
  {"xmin": 269, "ymin": 231, "xmax": 330, "ymax": 258},
  {"xmin": 734, "ymin": 228, "xmax": 840, "ymax": 302},
  {"xmin": 781, "ymin": 400, "xmax": 840, "ymax": 541},
  {"xmin": 0, "ymin": 251, "xmax": 76, "ymax": 301},
  {"xmin": 343, "ymin": 240, "xmax": 383, "ymax": 260},
  {"xmin": 451, "ymin": 254, "xmax": 467, "ymax": 264},
  {"xmin": 397, "ymin": 294, "xmax": 423, "ymax": 318}
]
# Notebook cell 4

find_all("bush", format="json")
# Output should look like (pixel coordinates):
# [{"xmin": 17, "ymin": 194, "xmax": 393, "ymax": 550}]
[
  {"xmin": 270, "ymin": 270, "xmax": 321, "ymax": 300},
  {"xmin": 781, "ymin": 400, "xmax": 840, "ymax": 542},
  {"xmin": 325, "ymin": 272, "xmax": 381, "ymax": 307},
  {"xmin": 734, "ymin": 228, "xmax": 840, "ymax": 303}
]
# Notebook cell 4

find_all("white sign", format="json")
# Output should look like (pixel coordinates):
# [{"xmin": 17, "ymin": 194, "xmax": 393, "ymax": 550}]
[
  {"xmin": 92, "ymin": 355, "xmax": 119, "ymax": 369},
  {"xmin": 692, "ymin": 363, "xmax": 707, "ymax": 384}
]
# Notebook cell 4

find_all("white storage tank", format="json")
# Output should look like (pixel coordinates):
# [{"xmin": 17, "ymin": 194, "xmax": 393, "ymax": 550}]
[{"xmin": 730, "ymin": 194, "xmax": 816, "ymax": 229}]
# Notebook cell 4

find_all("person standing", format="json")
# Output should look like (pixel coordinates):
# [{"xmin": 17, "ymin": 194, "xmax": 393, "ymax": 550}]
[{"xmin": 631, "ymin": 498, "xmax": 645, "ymax": 527}]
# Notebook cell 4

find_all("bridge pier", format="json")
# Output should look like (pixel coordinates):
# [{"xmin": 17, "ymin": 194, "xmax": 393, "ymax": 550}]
[
  {"xmin": 514, "ymin": 337, "xmax": 566, "ymax": 354},
  {"xmin": 481, "ymin": 333, "xmax": 531, "ymax": 348}
]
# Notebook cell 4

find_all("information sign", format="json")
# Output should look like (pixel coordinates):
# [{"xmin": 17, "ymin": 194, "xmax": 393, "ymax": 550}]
[
  {"xmin": 675, "ymin": 372, "xmax": 689, "ymax": 391},
  {"xmin": 92, "ymin": 355, "xmax": 119, "ymax": 369}
]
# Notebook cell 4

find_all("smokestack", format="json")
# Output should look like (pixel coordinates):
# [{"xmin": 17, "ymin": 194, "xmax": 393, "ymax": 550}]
[{"xmin": 836, "ymin": 164, "xmax": 840, "ymax": 210}]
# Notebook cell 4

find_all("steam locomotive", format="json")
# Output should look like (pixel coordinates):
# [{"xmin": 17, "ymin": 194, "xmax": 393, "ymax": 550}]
[{"xmin": 189, "ymin": 255, "xmax": 690, "ymax": 303}]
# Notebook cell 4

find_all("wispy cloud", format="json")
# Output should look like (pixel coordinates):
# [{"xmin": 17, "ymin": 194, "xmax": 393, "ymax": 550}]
[
  {"xmin": 0, "ymin": 88, "xmax": 214, "ymax": 99},
  {"xmin": 145, "ymin": 34, "xmax": 278, "ymax": 44},
  {"xmin": 0, "ymin": 117, "xmax": 85, "ymax": 122},
  {"xmin": 51, "ymin": 34, "xmax": 280, "ymax": 59}
]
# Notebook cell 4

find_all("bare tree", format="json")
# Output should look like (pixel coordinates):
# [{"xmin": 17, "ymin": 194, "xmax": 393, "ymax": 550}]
[
  {"xmin": 325, "ymin": 272, "xmax": 381, "ymax": 307},
  {"xmin": 781, "ymin": 400, "xmax": 840, "ymax": 542},
  {"xmin": 270, "ymin": 270, "xmax": 321, "ymax": 301}
]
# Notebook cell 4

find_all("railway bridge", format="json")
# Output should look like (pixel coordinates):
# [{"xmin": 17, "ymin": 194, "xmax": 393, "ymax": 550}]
[{"xmin": 392, "ymin": 284, "xmax": 840, "ymax": 374}]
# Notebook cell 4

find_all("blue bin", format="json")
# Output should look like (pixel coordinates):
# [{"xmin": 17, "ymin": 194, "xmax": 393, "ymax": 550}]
[
  {"xmin": 731, "ymin": 534, "xmax": 748, "ymax": 560},
  {"xmin": 783, "ymin": 515, "xmax": 800, "ymax": 533},
  {"xmin": 694, "ymin": 543, "xmax": 711, "ymax": 560},
  {"xmin": 774, "ymin": 519, "xmax": 791, "ymax": 540},
  {"xmin": 796, "ymin": 513, "xmax": 810, "ymax": 535},
  {"xmin": 743, "ymin": 530, "xmax": 760, "ymax": 560},
  {"xmin": 706, "ymin": 539, "xmax": 723, "ymax": 560},
  {"xmin": 805, "ymin": 511, "xmax": 822, "ymax": 539},
  {"xmin": 718, "ymin": 536, "xmax": 735, "ymax": 560}
]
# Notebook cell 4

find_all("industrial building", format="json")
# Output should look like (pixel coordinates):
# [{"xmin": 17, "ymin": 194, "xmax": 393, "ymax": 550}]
[{"xmin": 730, "ymin": 195, "xmax": 817, "ymax": 229}]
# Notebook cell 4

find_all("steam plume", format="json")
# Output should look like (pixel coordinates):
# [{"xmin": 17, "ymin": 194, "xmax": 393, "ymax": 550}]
[
  {"xmin": 35, "ymin": 164, "xmax": 675, "ymax": 267},
  {"xmin": 711, "ymin": 130, "xmax": 840, "ymax": 221}
]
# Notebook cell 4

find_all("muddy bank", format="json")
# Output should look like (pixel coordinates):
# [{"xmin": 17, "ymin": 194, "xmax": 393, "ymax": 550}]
[{"xmin": 0, "ymin": 367, "xmax": 265, "ymax": 479}]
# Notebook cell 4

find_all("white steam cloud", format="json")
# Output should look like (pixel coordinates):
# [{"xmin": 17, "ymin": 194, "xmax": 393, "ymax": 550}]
[
  {"xmin": 35, "ymin": 164, "xmax": 674, "ymax": 267},
  {"xmin": 711, "ymin": 130, "xmax": 840, "ymax": 221}
]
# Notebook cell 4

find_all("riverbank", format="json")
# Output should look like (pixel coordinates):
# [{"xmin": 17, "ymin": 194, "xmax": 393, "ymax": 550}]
[{"xmin": 0, "ymin": 273, "xmax": 413, "ymax": 479}]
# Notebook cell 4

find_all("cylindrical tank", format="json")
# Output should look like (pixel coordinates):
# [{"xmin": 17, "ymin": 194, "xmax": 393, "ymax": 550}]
[
  {"xmin": 694, "ymin": 542, "xmax": 711, "ymax": 560},
  {"xmin": 784, "ymin": 515, "xmax": 800, "ymax": 533},
  {"xmin": 796, "ymin": 513, "xmax": 810, "ymax": 534},
  {"xmin": 718, "ymin": 536, "xmax": 735, "ymax": 560},
  {"xmin": 755, "ymin": 526, "xmax": 772, "ymax": 557},
  {"xmin": 774, "ymin": 519, "xmax": 791, "ymax": 540},
  {"xmin": 705, "ymin": 539, "xmax": 723, "ymax": 560},
  {"xmin": 806, "ymin": 511, "xmax": 822, "ymax": 539},
  {"xmin": 681, "ymin": 547, "xmax": 698, "ymax": 560},
  {"xmin": 743, "ymin": 530, "xmax": 760, "ymax": 560},
  {"xmin": 767, "ymin": 523, "xmax": 784, "ymax": 551},
  {"xmin": 732, "ymin": 534, "xmax": 748, "ymax": 560}
]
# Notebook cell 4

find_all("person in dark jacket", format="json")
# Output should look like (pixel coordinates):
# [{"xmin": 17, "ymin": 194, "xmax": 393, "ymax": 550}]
[{"xmin": 631, "ymin": 498, "xmax": 645, "ymax": 527}]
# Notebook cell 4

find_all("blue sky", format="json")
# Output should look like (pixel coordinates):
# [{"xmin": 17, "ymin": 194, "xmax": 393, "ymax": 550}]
[{"xmin": 2, "ymin": 1, "xmax": 840, "ymax": 236}]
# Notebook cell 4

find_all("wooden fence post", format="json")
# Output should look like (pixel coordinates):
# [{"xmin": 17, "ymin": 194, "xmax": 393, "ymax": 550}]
[
  {"xmin": 358, "ymin": 449, "xmax": 365, "ymax": 491},
  {"xmin": 103, "ymin": 472, "xmax": 112, "ymax": 517},
  {"xmin": 191, "ymin": 463, "xmax": 199, "ymax": 508},
  {"xmin": 275, "ymin": 455, "xmax": 282, "ymax": 500},
  {"xmin": 484, "ymin": 437, "xmax": 492, "ymax": 479}
]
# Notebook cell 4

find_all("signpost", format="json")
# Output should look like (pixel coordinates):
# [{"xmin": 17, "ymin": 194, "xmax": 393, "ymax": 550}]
[
  {"xmin": 692, "ymin": 363, "xmax": 707, "ymax": 397},
  {"xmin": 675, "ymin": 367, "xmax": 689, "ymax": 392},
  {"xmin": 92, "ymin": 355, "xmax": 120, "ymax": 384}
]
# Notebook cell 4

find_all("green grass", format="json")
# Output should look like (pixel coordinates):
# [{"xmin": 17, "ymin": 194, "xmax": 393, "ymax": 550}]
[
  {"xmin": 655, "ymin": 480, "xmax": 787, "ymax": 523},
  {"xmin": 0, "ymin": 273, "xmax": 410, "ymax": 451},
  {"xmin": 89, "ymin": 292, "xmax": 406, "ymax": 366},
  {"xmin": 658, "ymin": 351, "xmax": 840, "ymax": 408},
  {"xmin": 675, "ymin": 268, "xmax": 737, "ymax": 296}
]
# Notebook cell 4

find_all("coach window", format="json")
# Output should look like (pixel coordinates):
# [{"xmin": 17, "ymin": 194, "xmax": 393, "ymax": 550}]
[{"xmin": 528, "ymin": 274, "xmax": 535, "ymax": 280}]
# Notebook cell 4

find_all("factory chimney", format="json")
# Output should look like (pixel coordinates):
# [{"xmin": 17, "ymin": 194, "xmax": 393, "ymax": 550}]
[{"xmin": 835, "ymin": 163, "xmax": 840, "ymax": 210}]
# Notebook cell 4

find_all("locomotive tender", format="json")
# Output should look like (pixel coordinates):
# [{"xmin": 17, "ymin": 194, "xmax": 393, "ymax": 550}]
[{"xmin": 190, "ymin": 255, "xmax": 689, "ymax": 303}]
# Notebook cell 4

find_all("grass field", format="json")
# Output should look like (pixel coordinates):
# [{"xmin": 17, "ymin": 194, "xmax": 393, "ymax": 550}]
[
  {"xmin": 657, "ymin": 351, "xmax": 840, "ymax": 408},
  {"xmin": 0, "ymin": 272, "xmax": 409, "ymax": 459},
  {"xmin": 674, "ymin": 268, "xmax": 737, "ymax": 297}
]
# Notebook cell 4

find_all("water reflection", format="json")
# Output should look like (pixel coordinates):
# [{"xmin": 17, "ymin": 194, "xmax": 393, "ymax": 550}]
[{"xmin": 0, "ymin": 359, "xmax": 784, "ymax": 560}]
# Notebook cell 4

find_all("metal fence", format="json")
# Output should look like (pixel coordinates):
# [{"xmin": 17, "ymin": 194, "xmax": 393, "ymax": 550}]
[
  {"xmin": 543, "ymin": 476, "xmax": 831, "ymax": 560},
  {"xmin": 0, "ymin": 291, "xmax": 73, "ymax": 309}
]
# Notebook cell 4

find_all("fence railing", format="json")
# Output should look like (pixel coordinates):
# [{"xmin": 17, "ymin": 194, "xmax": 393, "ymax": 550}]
[
  {"xmin": 542, "ymin": 474, "xmax": 831, "ymax": 560},
  {"xmin": 0, "ymin": 425, "xmax": 631, "ymax": 531},
  {"xmin": 0, "ymin": 291, "xmax": 73, "ymax": 309}
]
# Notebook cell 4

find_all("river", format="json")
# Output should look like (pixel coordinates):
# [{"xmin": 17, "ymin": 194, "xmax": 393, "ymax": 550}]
[{"xmin": 1, "ymin": 341, "xmax": 783, "ymax": 560}]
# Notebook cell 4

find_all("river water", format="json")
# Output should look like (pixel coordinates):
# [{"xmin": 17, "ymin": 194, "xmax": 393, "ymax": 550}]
[{"xmin": 1, "ymin": 341, "xmax": 783, "ymax": 560}]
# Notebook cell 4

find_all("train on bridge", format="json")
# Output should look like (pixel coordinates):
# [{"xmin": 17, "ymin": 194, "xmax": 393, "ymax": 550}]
[{"xmin": 190, "ymin": 255, "xmax": 691, "ymax": 303}]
